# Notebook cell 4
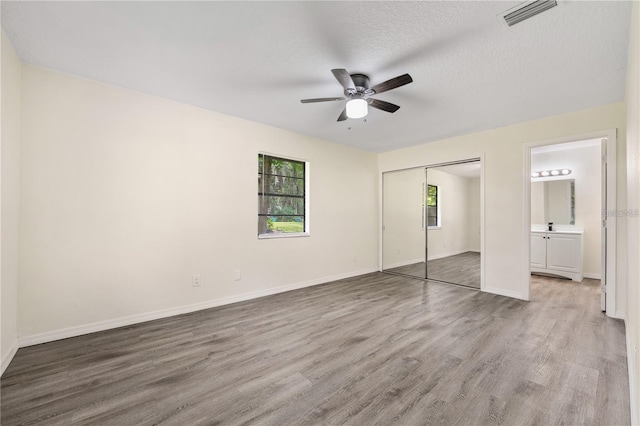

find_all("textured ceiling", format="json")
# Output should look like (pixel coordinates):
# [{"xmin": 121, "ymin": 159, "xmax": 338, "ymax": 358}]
[{"xmin": 1, "ymin": 1, "xmax": 632, "ymax": 152}]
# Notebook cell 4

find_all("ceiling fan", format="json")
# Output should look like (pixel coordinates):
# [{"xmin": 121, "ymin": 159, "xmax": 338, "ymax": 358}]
[{"xmin": 300, "ymin": 69, "xmax": 413, "ymax": 121}]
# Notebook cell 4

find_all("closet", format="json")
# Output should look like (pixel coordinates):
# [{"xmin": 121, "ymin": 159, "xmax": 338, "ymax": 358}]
[{"xmin": 382, "ymin": 159, "xmax": 482, "ymax": 289}]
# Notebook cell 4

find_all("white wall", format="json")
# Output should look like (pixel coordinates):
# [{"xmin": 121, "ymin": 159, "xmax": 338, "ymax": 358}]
[
  {"xmin": 426, "ymin": 168, "xmax": 472, "ymax": 259},
  {"xmin": 382, "ymin": 168, "xmax": 425, "ymax": 268},
  {"xmin": 532, "ymin": 144, "xmax": 601, "ymax": 277},
  {"xmin": 379, "ymin": 102, "xmax": 626, "ymax": 302},
  {"xmin": 18, "ymin": 65, "xmax": 378, "ymax": 341},
  {"xmin": 1, "ymin": 31, "xmax": 21, "ymax": 374},
  {"xmin": 625, "ymin": 2, "xmax": 640, "ymax": 424}
]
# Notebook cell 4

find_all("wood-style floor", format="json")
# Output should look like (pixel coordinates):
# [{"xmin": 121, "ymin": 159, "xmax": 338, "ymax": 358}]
[
  {"xmin": 1, "ymin": 273, "xmax": 629, "ymax": 425},
  {"xmin": 386, "ymin": 251, "xmax": 481, "ymax": 288}
]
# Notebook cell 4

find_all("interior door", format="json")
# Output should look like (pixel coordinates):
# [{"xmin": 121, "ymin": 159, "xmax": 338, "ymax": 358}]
[{"xmin": 601, "ymin": 138, "xmax": 607, "ymax": 312}]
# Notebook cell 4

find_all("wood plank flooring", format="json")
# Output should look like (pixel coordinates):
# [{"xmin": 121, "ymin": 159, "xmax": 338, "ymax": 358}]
[
  {"xmin": 386, "ymin": 251, "xmax": 481, "ymax": 288},
  {"xmin": 0, "ymin": 273, "xmax": 629, "ymax": 425}
]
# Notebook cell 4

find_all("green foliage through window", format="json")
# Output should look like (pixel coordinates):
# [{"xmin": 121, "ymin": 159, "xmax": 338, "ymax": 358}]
[
  {"xmin": 427, "ymin": 184, "xmax": 438, "ymax": 227},
  {"xmin": 258, "ymin": 154, "xmax": 306, "ymax": 235}
]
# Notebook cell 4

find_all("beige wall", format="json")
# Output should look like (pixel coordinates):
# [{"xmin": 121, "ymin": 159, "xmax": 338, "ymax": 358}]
[
  {"xmin": 532, "ymin": 145, "xmax": 602, "ymax": 277},
  {"xmin": 625, "ymin": 2, "xmax": 640, "ymax": 423},
  {"xmin": 379, "ymin": 102, "xmax": 626, "ymax": 301},
  {"xmin": 18, "ymin": 65, "xmax": 379, "ymax": 341},
  {"xmin": 1, "ymin": 31, "xmax": 21, "ymax": 374}
]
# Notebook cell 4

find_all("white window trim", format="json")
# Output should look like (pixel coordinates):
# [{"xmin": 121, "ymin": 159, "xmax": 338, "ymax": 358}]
[{"xmin": 257, "ymin": 152, "xmax": 310, "ymax": 239}]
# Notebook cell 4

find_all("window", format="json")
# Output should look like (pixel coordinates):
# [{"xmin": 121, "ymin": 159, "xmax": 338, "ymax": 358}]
[
  {"xmin": 427, "ymin": 184, "xmax": 440, "ymax": 228},
  {"xmin": 258, "ymin": 154, "xmax": 308, "ymax": 237}
]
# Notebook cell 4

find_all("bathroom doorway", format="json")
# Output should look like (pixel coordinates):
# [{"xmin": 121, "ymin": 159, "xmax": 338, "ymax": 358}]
[{"xmin": 524, "ymin": 130, "xmax": 617, "ymax": 316}]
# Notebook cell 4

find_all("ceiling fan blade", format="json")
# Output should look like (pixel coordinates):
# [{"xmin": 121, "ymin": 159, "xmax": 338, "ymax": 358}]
[
  {"xmin": 369, "ymin": 98, "xmax": 401, "ymax": 113},
  {"xmin": 337, "ymin": 108, "xmax": 348, "ymax": 121},
  {"xmin": 331, "ymin": 69, "xmax": 356, "ymax": 91},
  {"xmin": 300, "ymin": 97, "xmax": 346, "ymax": 103},
  {"xmin": 370, "ymin": 73, "xmax": 413, "ymax": 95}
]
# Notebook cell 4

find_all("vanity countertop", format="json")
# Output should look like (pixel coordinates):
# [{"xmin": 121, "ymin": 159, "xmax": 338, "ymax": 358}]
[{"xmin": 531, "ymin": 225, "xmax": 584, "ymax": 234}]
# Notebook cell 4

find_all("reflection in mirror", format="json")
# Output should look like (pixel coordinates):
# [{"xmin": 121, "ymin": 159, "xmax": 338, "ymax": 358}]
[
  {"xmin": 425, "ymin": 162, "xmax": 481, "ymax": 288},
  {"xmin": 531, "ymin": 179, "xmax": 575, "ymax": 225},
  {"xmin": 382, "ymin": 168, "xmax": 426, "ymax": 279}
]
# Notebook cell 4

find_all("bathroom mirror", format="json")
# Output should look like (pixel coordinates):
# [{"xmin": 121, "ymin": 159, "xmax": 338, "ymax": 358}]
[{"xmin": 531, "ymin": 179, "xmax": 575, "ymax": 225}]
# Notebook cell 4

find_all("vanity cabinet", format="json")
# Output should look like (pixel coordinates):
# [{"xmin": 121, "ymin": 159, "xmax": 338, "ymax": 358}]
[{"xmin": 531, "ymin": 232, "xmax": 583, "ymax": 282}]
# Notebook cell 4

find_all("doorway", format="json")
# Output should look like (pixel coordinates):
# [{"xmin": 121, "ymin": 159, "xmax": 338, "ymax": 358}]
[{"xmin": 524, "ymin": 130, "xmax": 617, "ymax": 317}]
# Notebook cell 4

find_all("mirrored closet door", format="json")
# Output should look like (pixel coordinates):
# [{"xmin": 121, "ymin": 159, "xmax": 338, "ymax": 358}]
[
  {"xmin": 382, "ymin": 167, "xmax": 427, "ymax": 279},
  {"xmin": 382, "ymin": 160, "xmax": 482, "ymax": 289},
  {"xmin": 425, "ymin": 161, "xmax": 481, "ymax": 288}
]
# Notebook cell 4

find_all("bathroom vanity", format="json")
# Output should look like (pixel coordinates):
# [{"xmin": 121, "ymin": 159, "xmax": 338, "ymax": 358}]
[{"xmin": 530, "ymin": 228, "xmax": 583, "ymax": 282}]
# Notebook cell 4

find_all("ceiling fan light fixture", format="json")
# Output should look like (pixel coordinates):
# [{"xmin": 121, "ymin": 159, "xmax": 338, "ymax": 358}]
[{"xmin": 346, "ymin": 99, "xmax": 368, "ymax": 119}]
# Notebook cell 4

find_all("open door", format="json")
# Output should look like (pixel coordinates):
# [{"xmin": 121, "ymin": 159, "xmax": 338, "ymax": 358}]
[{"xmin": 601, "ymin": 138, "xmax": 607, "ymax": 312}]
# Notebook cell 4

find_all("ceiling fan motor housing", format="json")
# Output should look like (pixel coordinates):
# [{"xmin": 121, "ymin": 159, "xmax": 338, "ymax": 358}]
[{"xmin": 347, "ymin": 74, "xmax": 375, "ymax": 97}]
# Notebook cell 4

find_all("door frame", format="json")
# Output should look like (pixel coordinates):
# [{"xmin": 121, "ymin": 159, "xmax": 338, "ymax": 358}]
[{"xmin": 522, "ymin": 129, "xmax": 618, "ymax": 317}]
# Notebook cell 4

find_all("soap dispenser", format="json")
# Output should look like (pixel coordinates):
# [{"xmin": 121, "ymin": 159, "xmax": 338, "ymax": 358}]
[{"xmin": 548, "ymin": 222, "xmax": 553, "ymax": 231}]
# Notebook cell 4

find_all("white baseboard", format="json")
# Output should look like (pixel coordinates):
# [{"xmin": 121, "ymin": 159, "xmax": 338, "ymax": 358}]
[
  {"xmin": 583, "ymin": 272, "xmax": 602, "ymax": 280},
  {"xmin": 625, "ymin": 319, "xmax": 639, "ymax": 426},
  {"xmin": 484, "ymin": 286, "xmax": 525, "ymax": 300},
  {"xmin": 19, "ymin": 267, "xmax": 378, "ymax": 348},
  {"xmin": 1, "ymin": 340, "xmax": 19, "ymax": 376}
]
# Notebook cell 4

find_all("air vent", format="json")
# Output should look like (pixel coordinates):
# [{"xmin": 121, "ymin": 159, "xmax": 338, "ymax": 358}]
[{"xmin": 500, "ymin": 0, "xmax": 558, "ymax": 27}]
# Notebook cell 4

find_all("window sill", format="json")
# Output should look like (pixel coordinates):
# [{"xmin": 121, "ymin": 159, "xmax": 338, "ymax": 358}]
[
  {"xmin": 258, "ymin": 232, "xmax": 310, "ymax": 240},
  {"xmin": 427, "ymin": 226, "xmax": 442, "ymax": 230}
]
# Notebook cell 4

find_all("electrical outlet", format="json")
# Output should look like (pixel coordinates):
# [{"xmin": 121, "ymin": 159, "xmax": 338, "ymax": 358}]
[
  {"xmin": 192, "ymin": 275, "xmax": 201, "ymax": 287},
  {"xmin": 234, "ymin": 270, "xmax": 242, "ymax": 281}
]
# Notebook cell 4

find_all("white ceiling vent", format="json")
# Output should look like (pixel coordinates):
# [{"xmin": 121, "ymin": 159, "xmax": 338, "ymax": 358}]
[{"xmin": 500, "ymin": 0, "xmax": 558, "ymax": 27}]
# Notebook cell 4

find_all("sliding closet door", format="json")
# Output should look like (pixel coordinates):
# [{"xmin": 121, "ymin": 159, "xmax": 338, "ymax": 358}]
[
  {"xmin": 382, "ymin": 168, "xmax": 427, "ymax": 279},
  {"xmin": 426, "ymin": 162, "xmax": 481, "ymax": 288}
]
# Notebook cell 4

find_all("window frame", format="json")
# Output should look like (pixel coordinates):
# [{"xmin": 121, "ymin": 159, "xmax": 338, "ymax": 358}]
[
  {"xmin": 258, "ymin": 152, "xmax": 310, "ymax": 239},
  {"xmin": 426, "ymin": 184, "xmax": 441, "ymax": 230}
]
